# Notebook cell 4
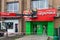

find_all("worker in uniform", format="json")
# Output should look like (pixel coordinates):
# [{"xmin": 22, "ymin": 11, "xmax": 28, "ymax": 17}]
[{"xmin": 32, "ymin": 9, "xmax": 37, "ymax": 18}]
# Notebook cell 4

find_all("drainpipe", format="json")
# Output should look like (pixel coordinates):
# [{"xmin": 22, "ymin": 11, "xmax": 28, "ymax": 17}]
[
  {"xmin": 21, "ymin": 0, "xmax": 25, "ymax": 35},
  {"xmin": 58, "ymin": 26, "xmax": 60, "ymax": 40}
]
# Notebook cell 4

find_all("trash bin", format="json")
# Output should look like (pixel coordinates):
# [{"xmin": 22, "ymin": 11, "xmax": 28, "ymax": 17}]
[
  {"xmin": 54, "ymin": 36, "xmax": 59, "ymax": 40},
  {"xmin": 54, "ymin": 28, "xmax": 59, "ymax": 40},
  {"xmin": 0, "ymin": 29, "xmax": 6, "ymax": 37},
  {"xmin": 54, "ymin": 28, "xmax": 58, "ymax": 36},
  {"xmin": 58, "ymin": 28, "xmax": 60, "ymax": 40},
  {"xmin": 0, "ymin": 33, "xmax": 4, "ymax": 37}
]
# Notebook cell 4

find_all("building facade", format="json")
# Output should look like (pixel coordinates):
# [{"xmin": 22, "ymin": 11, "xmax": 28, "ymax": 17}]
[{"xmin": 0, "ymin": 0, "xmax": 60, "ymax": 36}]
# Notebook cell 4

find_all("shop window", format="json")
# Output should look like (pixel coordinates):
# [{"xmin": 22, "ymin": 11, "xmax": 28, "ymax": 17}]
[
  {"xmin": 31, "ymin": 0, "xmax": 49, "ymax": 9},
  {"xmin": 5, "ymin": 22, "xmax": 13, "ymax": 29},
  {"xmin": 1, "ymin": 22, "xmax": 6, "ymax": 30},
  {"xmin": 7, "ymin": 2, "xmax": 19, "ymax": 13},
  {"xmin": 0, "ymin": 22, "xmax": 6, "ymax": 30}
]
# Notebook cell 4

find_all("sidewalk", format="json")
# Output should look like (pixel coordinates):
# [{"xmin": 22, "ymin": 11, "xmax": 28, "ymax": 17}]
[
  {"xmin": 0, "ymin": 33, "xmax": 24, "ymax": 40},
  {"xmin": 15, "ymin": 35, "xmax": 48, "ymax": 40}
]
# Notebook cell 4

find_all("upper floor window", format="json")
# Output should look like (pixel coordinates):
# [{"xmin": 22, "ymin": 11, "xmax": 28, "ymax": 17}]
[
  {"xmin": 31, "ymin": 0, "xmax": 49, "ymax": 9},
  {"xmin": 7, "ymin": 2, "xmax": 19, "ymax": 13}
]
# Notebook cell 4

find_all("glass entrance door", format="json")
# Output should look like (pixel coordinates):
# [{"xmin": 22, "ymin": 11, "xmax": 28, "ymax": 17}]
[
  {"xmin": 43, "ymin": 24, "xmax": 47, "ymax": 35},
  {"xmin": 33, "ymin": 24, "xmax": 37, "ymax": 35}
]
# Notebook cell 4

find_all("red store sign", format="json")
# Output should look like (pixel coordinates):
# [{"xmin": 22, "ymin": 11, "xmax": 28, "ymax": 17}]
[
  {"xmin": 37, "ymin": 8, "xmax": 56, "ymax": 17},
  {"xmin": 0, "ymin": 12, "xmax": 20, "ymax": 18},
  {"xmin": 25, "ymin": 8, "xmax": 57, "ymax": 21},
  {"xmin": 0, "ymin": 12, "xmax": 16, "ymax": 16}
]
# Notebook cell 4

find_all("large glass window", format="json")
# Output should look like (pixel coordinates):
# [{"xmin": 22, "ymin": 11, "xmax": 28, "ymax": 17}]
[
  {"xmin": 31, "ymin": 0, "xmax": 49, "ymax": 9},
  {"xmin": 7, "ymin": 2, "xmax": 19, "ymax": 13},
  {"xmin": 0, "ymin": 22, "xmax": 6, "ymax": 30},
  {"xmin": 0, "ymin": 22, "xmax": 13, "ymax": 30}
]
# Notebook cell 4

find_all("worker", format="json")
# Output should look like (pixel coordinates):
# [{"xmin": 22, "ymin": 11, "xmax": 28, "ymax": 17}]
[{"xmin": 32, "ymin": 8, "xmax": 37, "ymax": 18}]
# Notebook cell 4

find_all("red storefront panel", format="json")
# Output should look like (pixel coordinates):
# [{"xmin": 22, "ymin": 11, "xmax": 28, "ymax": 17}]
[
  {"xmin": 31, "ymin": 16, "xmax": 54, "ymax": 21},
  {"xmin": 0, "ymin": 12, "xmax": 21, "ymax": 18},
  {"xmin": 0, "ymin": 12, "xmax": 16, "ymax": 16}
]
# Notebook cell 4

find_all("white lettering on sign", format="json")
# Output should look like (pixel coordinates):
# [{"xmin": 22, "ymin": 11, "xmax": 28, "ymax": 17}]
[{"xmin": 37, "ymin": 9, "xmax": 56, "ymax": 15}]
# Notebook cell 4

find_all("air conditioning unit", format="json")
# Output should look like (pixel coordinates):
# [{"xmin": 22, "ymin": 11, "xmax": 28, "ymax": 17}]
[
  {"xmin": 49, "ymin": 4, "xmax": 53, "ymax": 8},
  {"xmin": 56, "ymin": 13, "xmax": 60, "ymax": 17},
  {"xmin": 57, "ymin": 6, "xmax": 60, "ymax": 11}
]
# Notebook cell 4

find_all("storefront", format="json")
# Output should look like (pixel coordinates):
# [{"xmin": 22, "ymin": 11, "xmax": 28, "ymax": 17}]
[
  {"xmin": 0, "ymin": 12, "xmax": 21, "ymax": 34},
  {"xmin": 4, "ymin": 19, "xmax": 19, "ymax": 34},
  {"xmin": 26, "ymin": 21, "xmax": 54, "ymax": 36},
  {"xmin": 24, "ymin": 8, "xmax": 56, "ymax": 36}
]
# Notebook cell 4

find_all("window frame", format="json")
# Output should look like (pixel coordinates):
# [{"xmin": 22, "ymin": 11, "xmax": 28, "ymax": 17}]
[
  {"xmin": 6, "ymin": 1, "xmax": 19, "ymax": 13},
  {"xmin": 31, "ymin": 0, "xmax": 49, "ymax": 9}
]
